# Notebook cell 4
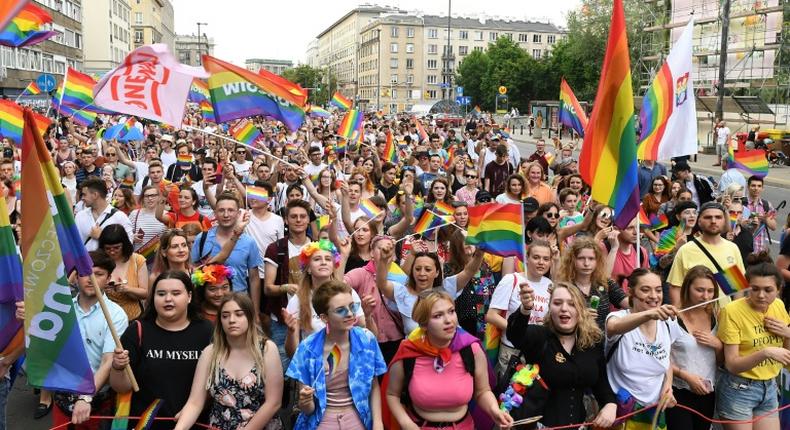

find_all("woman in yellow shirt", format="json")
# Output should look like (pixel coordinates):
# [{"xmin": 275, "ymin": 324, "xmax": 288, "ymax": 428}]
[{"xmin": 717, "ymin": 254, "xmax": 790, "ymax": 430}]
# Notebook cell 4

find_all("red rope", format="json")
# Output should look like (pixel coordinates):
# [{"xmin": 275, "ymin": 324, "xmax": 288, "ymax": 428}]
[{"xmin": 47, "ymin": 415, "xmax": 219, "ymax": 430}]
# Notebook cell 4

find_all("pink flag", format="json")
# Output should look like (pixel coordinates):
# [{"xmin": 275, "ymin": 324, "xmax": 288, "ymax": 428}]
[{"xmin": 92, "ymin": 44, "xmax": 208, "ymax": 127}]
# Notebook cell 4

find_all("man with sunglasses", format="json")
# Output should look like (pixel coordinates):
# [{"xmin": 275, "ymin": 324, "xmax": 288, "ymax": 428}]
[{"xmin": 230, "ymin": 145, "xmax": 253, "ymax": 178}]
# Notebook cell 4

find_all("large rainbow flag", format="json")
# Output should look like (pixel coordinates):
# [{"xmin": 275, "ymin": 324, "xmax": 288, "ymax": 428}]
[
  {"xmin": 0, "ymin": 1, "xmax": 30, "ymax": 35},
  {"xmin": 637, "ymin": 20, "xmax": 696, "ymax": 161},
  {"xmin": 53, "ymin": 67, "xmax": 114, "ymax": 116},
  {"xmin": 0, "ymin": 99, "xmax": 50, "ymax": 145},
  {"xmin": 20, "ymin": 108, "xmax": 95, "ymax": 394},
  {"xmin": 558, "ymin": 78, "xmax": 588, "ymax": 137},
  {"xmin": 202, "ymin": 55, "xmax": 306, "ymax": 131},
  {"xmin": 0, "ymin": 169, "xmax": 24, "ymax": 360},
  {"xmin": 330, "ymin": 92, "xmax": 352, "ymax": 111},
  {"xmin": 188, "ymin": 79, "xmax": 210, "ymax": 103},
  {"xmin": 466, "ymin": 203, "xmax": 525, "ymax": 262},
  {"xmin": 0, "ymin": 1, "xmax": 55, "ymax": 47},
  {"xmin": 338, "ymin": 109, "xmax": 363, "ymax": 141},
  {"xmin": 307, "ymin": 105, "xmax": 331, "ymax": 118},
  {"xmin": 579, "ymin": 0, "xmax": 640, "ymax": 229}
]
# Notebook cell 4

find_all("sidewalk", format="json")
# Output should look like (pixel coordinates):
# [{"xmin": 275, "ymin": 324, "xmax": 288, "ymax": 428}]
[{"xmin": 508, "ymin": 131, "xmax": 790, "ymax": 188}]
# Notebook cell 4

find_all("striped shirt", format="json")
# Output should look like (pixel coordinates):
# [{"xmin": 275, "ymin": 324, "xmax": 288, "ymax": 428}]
[{"xmin": 128, "ymin": 209, "xmax": 166, "ymax": 252}]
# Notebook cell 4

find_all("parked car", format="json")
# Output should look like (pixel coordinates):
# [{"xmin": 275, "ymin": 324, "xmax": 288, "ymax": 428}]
[{"xmin": 434, "ymin": 113, "xmax": 465, "ymax": 127}]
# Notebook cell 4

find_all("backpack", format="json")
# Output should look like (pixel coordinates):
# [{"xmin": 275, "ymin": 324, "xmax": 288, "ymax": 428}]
[{"xmin": 400, "ymin": 345, "xmax": 476, "ymax": 410}]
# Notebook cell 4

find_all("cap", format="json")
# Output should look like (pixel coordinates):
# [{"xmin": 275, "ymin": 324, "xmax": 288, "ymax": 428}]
[
  {"xmin": 699, "ymin": 201, "xmax": 727, "ymax": 216},
  {"xmin": 672, "ymin": 160, "xmax": 691, "ymax": 173},
  {"xmin": 160, "ymin": 134, "xmax": 174, "ymax": 143},
  {"xmin": 674, "ymin": 200, "xmax": 698, "ymax": 216},
  {"xmin": 475, "ymin": 190, "xmax": 493, "ymax": 203},
  {"xmin": 490, "ymin": 134, "xmax": 501, "ymax": 141},
  {"xmin": 523, "ymin": 197, "xmax": 539, "ymax": 212}
]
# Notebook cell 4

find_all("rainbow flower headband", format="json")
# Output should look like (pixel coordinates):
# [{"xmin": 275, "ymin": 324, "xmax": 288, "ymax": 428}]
[
  {"xmin": 299, "ymin": 239, "xmax": 341, "ymax": 270},
  {"xmin": 192, "ymin": 264, "xmax": 235, "ymax": 288}
]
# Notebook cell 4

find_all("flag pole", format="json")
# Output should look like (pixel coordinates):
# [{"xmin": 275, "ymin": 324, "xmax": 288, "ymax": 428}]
[
  {"xmin": 92, "ymin": 274, "xmax": 139, "ymax": 392},
  {"xmin": 521, "ymin": 202, "xmax": 528, "ymax": 277},
  {"xmin": 54, "ymin": 68, "xmax": 68, "ymax": 126},
  {"xmin": 183, "ymin": 125, "xmax": 298, "ymax": 168},
  {"xmin": 15, "ymin": 87, "xmax": 27, "ymax": 103}
]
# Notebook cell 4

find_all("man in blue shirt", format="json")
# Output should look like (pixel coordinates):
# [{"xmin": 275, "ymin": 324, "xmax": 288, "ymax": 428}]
[
  {"xmin": 192, "ymin": 192, "xmax": 263, "ymax": 316},
  {"xmin": 637, "ymin": 159, "xmax": 668, "ymax": 199}
]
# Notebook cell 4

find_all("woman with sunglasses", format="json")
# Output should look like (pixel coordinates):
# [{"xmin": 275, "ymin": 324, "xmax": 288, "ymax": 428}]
[
  {"xmin": 447, "ymin": 156, "xmax": 468, "ymax": 195},
  {"xmin": 287, "ymin": 280, "xmax": 387, "ymax": 430},
  {"xmin": 98, "ymin": 224, "xmax": 150, "ymax": 320},
  {"xmin": 454, "ymin": 169, "xmax": 479, "ymax": 205}
]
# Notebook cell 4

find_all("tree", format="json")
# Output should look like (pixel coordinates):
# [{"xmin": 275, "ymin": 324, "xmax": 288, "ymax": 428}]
[
  {"xmin": 456, "ymin": 50, "xmax": 490, "ymax": 110},
  {"xmin": 281, "ymin": 65, "xmax": 336, "ymax": 106}
]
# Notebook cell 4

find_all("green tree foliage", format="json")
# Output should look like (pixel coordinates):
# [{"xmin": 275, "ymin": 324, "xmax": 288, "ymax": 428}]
[
  {"xmin": 455, "ymin": 50, "xmax": 490, "ymax": 110},
  {"xmin": 281, "ymin": 65, "xmax": 337, "ymax": 105}
]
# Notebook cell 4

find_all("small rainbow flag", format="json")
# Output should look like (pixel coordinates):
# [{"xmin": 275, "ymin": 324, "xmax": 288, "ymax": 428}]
[
  {"xmin": 230, "ymin": 120, "xmax": 262, "ymax": 145},
  {"xmin": 558, "ymin": 78, "xmax": 588, "ymax": 137},
  {"xmin": 387, "ymin": 262, "xmax": 408, "ymax": 285},
  {"xmin": 544, "ymin": 152, "xmax": 555, "ymax": 166},
  {"xmin": 176, "ymin": 153, "xmax": 192, "ymax": 166},
  {"xmin": 655, "ymin": 221, "xmax": 685, "ymax": 256},
  {"xmin": 51, "ymin": 98, "xmax": 98, "ymax": 127},
  {"xmin": 23, "ymin": 81, "xmax": 41, "ymax": 95},
  {"xmin": 338, "ymin": 109, "xmax": 363, "ymax": 141},
  {"xmin": 730, "ymin": 147, "xmax": 769, "ymax": 178},
  {"xmin": 414, "ymin": 210, "xmax": 453, "ymax": 237},
  {"xmin": 383, "ymin": 132, "xmax": 397, "ymax": 163},
  {"xmin": 432, "ymin": 201, "xmax": 454, "ymax": 216},
  {"xmin": 246, "ymin": 185, "xmax": 269, "ymax": 203},
  {"xmin": 466, "ymin": 203, "xmax": 525, "ymax": 262},
  {"xmin": 327, "ymin": 344, "xmax": 342, "ymax": 377},
  {"xmin": 0, "ymin": 99, "xmax": 23, "ymax": 144},
  {"xmin": 336, "ymin": 138, "xmax": 347, "ymax": 155},
  {"xmin": 0, "ymin": 2, "xmax": 56, "ymax": 47},
  {"xmin": 729, "ymin": 212, "xmax": 739, "ymax": 231},
  {"xmin": 308, "ymin": 105, "xmax": 331, "ymax": 118},
  {"xmin": 639, "ymin": 207, "xmax": 668, "ymax": 231},
  {"xmin": 315, "ymin": 214, "xmax": 331, "ymax": 232},
  {"xmin": 484, "ymin": 310, "xmax": 505, "ymax": 363},
  {"xmin": 110, "ymin": 391, "xmax": 132, "ymax": 430},
  {"xmin": 284, "ymin": 142, "xmax": 297, "ymax": 153},
  {"xmin": 359, "ymin": 198, "xmax": 382, "ymax": 219},
  {"xmin": 330, "ymin": 92, "xmax": 352, "ymax": 111},
  {"xmin": 199, "ymin": 99, "xmax": 215, "ymax": 123},
  {"xmin": 714, "ymin": 264, "xmax": 748, "ymax": 296},
  {"xmin": 137, "ymin": 237, "xmax": 159, "ymax": 266},
  {"xmin": 133, "ymin": 399, "xmax": 163, "ymax": 430}
]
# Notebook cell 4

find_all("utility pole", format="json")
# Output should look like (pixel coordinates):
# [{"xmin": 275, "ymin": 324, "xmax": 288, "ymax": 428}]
[
  {"xmin": 197, "ymin": 22, "xmax": 208, "ymax": 61},
  {"xmin": 714, "ymin": 0, "xmax": 730, "ymax": 121}
]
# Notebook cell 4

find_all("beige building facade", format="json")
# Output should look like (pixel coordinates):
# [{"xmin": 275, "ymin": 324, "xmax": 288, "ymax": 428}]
[
  {"xmin": 131, "ymin": 0, "xmax": 175, "ymax": 51},
  {"xmin": 175, "ymin": 34, "xmax": 215, "ymax": 67},
  {"xmin": 82, "ymin": 0, "xmax": 132, "ymax": 73},
  {"xmin": 245, "ymin": 58, "xmax": 293, "ymax": 75}
]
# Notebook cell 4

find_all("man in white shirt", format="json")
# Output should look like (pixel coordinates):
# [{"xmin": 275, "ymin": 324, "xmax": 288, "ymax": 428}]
[
  {"xmin": 303, "ymin": 146, "xmax": 327, "ymax": 178},
  {"xmin": 244, "ymin": 182, "xmax": 284, "ymax": 267},
  {"xmin": 192, "ymin": 158, "xmax": 219, "ymax": 218},
  {"xmin": 158, "ymin": 135, "xmax": 176, "ymax": 171},
  {"xmin": 231, "ymin": 145, "xmax": 253, "ymax": 178},
  {"xmin": 75, "ymin": 177, "xmax": 134, "ymax": 251},
  {"xmin": 715, "ymin": 120, "xmax": 730, "ymax": 166}
]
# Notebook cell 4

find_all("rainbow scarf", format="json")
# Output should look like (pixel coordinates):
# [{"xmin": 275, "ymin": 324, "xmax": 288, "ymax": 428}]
[{"xmin": 133, "ymin": 399, "xmax": 163, "ymax": 430}]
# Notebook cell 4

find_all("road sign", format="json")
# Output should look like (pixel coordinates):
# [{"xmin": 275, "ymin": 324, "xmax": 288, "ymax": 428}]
[
  {"xmin": 439, "ymin": 83, "xmax": 449, "ymax": 89},
  {"xmin": 36, "ymin": 74, "xmax": 56, "ymax": 92},
  {"xmin": 456, "ymin": 86, "xmax": 464, "ymax": 95},
  {"xmin": 464, "ymin": 96, "xmax": 471, "ymax": 105},
  {"xmin": 498, "ymin": 86, "xmax": 507, "ymax": 95},
  {"xmin": 456, "ymin": 96, "xmax": 471, "ymax": 105}
]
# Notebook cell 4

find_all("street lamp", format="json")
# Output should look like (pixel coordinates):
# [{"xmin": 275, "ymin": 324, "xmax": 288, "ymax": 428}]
[{"xmin": 196, "ymin": 22, "xmax": 208, "ymax": 58}]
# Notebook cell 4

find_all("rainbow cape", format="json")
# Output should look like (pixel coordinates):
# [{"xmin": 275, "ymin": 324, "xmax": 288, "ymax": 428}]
[
  {"xmin": 0, "ymin": 1, "xmax": 56, "ymax": 47},
  {"xmin": 330, "ymin": 91, "xmax": 352, "ymax": 111},
  {"xmin": 578, "ymin": 0, "xmax": 639, "ymax": 229},
  {"xmin": 714, "ymin": 264, "xmax": 748, "ymax": 296},
  {"xmin": 558, "ymin": 78, "xmax": 588, "ymax": 137},
  {"xmin": 338, "ymin": 109, "xmax": 363, "ymax": 141},
  {"xmin": 21, "ymin": 108, "xmax": 94, "ymax": 394},
  {"xmin": 466, "ymin": 203, "xmax": 525, "ymax": 262}
]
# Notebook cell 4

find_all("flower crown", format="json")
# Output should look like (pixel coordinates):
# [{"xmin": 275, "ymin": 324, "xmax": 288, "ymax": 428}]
[
  {"xmin": 299, "ymin": 239, "xmax": 341, "ymax": 270},
  {"xmin": 192, "ymin": 264, "xmax": 235, "ymax": 288}
]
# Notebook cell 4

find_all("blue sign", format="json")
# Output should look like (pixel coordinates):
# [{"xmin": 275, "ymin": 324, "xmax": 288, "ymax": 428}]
[
  {"xmin": 36, "ymin": 74, "xmax": 56, "ymax": 92},
  {"xmin": 456, "ymin": 86, "xmax": 464, "ymax": 95},
  {"xmin": 456, "ymin": 96, "xmax": 471, "ymax": 105},
  {"xmin": 439, "ymin": 83, "xmax": 449, "ymax": 89}
]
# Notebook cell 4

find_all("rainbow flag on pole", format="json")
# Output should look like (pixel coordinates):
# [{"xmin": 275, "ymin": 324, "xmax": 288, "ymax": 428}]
[
  {"xmin": 466, "ymin": 203, "xmax": 525, "ymax": 262},
  {"xmin": 0, "ymin": 1, "xmax": 56, "ymax": 47},
  {"xmin": 414, "ymin": 210, "xmax": 453, "ymax": 238},
  {"xmin": 730, "ymin": 146, "xmax": 769, "ymax": 178},
  {"xmin": 330, "ymin": 92, "xmax": 352, "ymax": 111},
  {"xmin": 0, "ymin": 171, "xmax": 24, "ymax": 359},
  {"xmin": 51, "ymin": 100, "xmax": 97, "ymax": 127},
  {"xmin": 714, "ymin": 264, "xmax": 748, "ymax": 296},
  {"xmin": 359, "ymin": 198, "xmax": 383, "ymax": 219},
  {"xmin": 0, "ymin": 1, "xmax": 30, "ymax": 35},
  {"xmin": 0, "ymin": 99, "xmax": 50, "ymax": 145},
  {"xmin": 21, "ymin": 108, "xmax": 95, "ymax": 394},
  {"xmin": 383, "ymin": 132, "xmax": 397, "ymax": 163},
  {"xmin": 246, "ymin": 185, "xmax": 269, "ymax": 203},
  {"xmin": 338, "ymin": 109, "xmax": 363, "ymax": 141},
  {"xmin": 230, "ymin": 119, "xmax": 262, "ymax": 145},
  {"xmin": 579, "ymin": 0, "xmax": 640, "ymax": 229},
  {"xmin": 558, "ymin": 78, "xmax": 588, "ymax": 137},
  {"xmin": 307, "ymin": 105, "xmax": 331, "ymax": 118},
  {"xmin": 23, "ymin": 80, "xmax": 41, "ymax": 95}
]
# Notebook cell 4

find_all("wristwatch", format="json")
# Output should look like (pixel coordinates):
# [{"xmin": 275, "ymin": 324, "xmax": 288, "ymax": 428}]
[{"xmin": 77, "ymin": 395, "xmax": 93, "ymax": 403}]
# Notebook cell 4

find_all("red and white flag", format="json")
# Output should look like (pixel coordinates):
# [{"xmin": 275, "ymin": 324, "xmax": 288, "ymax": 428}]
[{"xmin": 93, "ymin": 44, "xmax": 208, "ymax": 127}]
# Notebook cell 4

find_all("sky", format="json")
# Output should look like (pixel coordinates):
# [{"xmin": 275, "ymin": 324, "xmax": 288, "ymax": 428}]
[{"xmin": 172, "ymin": 0, "xmax": 582, "ymax": 66}]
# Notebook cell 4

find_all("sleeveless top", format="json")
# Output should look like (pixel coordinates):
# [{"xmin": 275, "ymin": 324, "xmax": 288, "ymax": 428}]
[
  {"xmin": 325, "ymin": 368, "xmax": 354, "ymax": 410},
  {"xmin": 209, "ymin": 366, "xmax": 284, "ymax": 430}
]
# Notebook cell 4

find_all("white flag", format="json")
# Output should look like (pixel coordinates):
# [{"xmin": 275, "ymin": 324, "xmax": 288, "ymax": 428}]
[{"xmin": 637, "ymin": 19, "xmax": 696, "ymax": 161}]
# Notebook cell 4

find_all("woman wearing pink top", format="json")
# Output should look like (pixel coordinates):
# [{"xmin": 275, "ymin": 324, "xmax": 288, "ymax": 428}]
[{"xmin": 454, "ymin": 169, "xmax": 479, "ymax": 205}]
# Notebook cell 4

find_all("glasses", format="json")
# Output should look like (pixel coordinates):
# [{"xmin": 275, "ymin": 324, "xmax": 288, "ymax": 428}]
[
  {"xmin": 236, "ymin": 151, "xmax": 246, "ymax": 154},
  {"xmin": 103, "ymin": 243, "xmax": 123, "ymax": 252},
  {"xmin": 106, "ymin": 153, "xmax": 117, "ymax": 157},
  {"xmin": 143, "ymin": 193, "xmax": 159, "ymax": 199},
  {"xmin": 544, "ymin": 212, "xmax": 560, "ymax": 219},
  {"xmin": 465, "ymin": 174, "xmax": 478, "ymax": 179},
  {"xmin": 598, "ymin": 212, "xmax": 613, "ymax": 220},
  {"xmin": 331, "ymin": 302, "xmax": 361, "ymax": 318}
]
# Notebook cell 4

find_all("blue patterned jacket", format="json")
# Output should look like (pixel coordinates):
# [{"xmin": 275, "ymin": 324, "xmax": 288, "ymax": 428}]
[{"xmin": 286, "ymin": 326, "xmax": 387, "ymax": 430}]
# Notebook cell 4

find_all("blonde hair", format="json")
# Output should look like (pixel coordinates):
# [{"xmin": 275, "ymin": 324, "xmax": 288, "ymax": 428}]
[
  {"xmin": 543, "ymin": 282, "xmax": 602, "ymax": 350},
  {"xmin": 557, "ymin": 237, "xmax": 608, "ymax": 288},
  {"xmin": 297, "ymin": 249, "xmax": 338, "ymax": 332},
  {"xmin": 411, "ymin": 289, "xmax": 454, "ymax": 327}
]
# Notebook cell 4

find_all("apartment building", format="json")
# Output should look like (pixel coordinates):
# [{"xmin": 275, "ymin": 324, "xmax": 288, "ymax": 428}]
[
  {"xmin": 245, "ymin": 58, "xmax": 293, "ymax": 75},
  {"xmin": 131, "ymin": 0, "xmax": 175, "ymax": 51},
  {"xmin": 175, "ymin": 34, "xmax": 215, "ymax": 67},
  {"xmin": 82, "ymin": 0, "xmax": 132, "ymax": 73}
]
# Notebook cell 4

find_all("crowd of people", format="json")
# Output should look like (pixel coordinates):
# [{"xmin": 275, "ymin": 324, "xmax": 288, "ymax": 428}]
[{"xmin": 3, "ymin": 103, "xmax": 790, "ymax": 430}]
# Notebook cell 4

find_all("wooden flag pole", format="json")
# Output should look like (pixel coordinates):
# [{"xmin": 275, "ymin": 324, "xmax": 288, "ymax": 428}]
[{"xmin": 91, "ymin": 274, "xmax": 139, "ymax": 392}]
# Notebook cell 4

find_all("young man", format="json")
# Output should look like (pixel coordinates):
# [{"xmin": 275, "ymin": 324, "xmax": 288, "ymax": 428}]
[
  {"xmin": 165, "ymin": 142, "xmax": 201, "ymax": 183},
  {"xmin": 231, "ymin": 145, "xmax": 252, "ymax": 178},
  {"xmin": 191, "ymin": 158, "xmax": 219, "ymax": 218},
  {"xmin": 484, "ymin": 144, "xmax": 514, "ymax": 196},
  {"xmin": 743, "ymin": 175, "xmax": 776, "ymax": 254},
  {"xmin": 418, "ymin": 154, "xmax": 443, "ymax": 193},
  {"xmin": 526, "ymin": 139, "xmax": 550, "ymax": 176},
  {"xmin": 245, "ymin": 181, "xmax": 284, "ymax": 258},
  {"xmin": 672, "ymin": 161, "xmax": 715, "ymax": 206},
  {"xmin": 715, "ymin": 120, "xmax": 730, "ymax": 166},
  {"xmin": 74, "ymin": 149, "xmax": 102, "ymax": 190},
  {"xmin": 718, "ymin": 155, "xmax": 746, "ymax": 194},
  {"xmin": 75, "ymin": 178, "xmax": 133, "ymax": 251},
  {"xmin": 303, "ymin": 146, "xmax": 327, "ymax": 178},
  {"xmin": 133, "ymin": 160, "xmax": 166, "ymax": 201},
  {"xmin": 668, "ymin": 201, "xmax": 745, "ymax": 307},
  {"xmin": 158, "ymin": 135, "xmax": 176, "ymax": 171},
  {"xmin": 191, "ymin": 193, "xmax": 262, "ymax": 316}
]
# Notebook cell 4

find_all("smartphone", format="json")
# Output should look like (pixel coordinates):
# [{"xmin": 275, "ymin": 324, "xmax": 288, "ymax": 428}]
[
  {"xmin": 137, "ymin": 228, "xmax": 144, "ymax": 236},
  {"xmin": 214, "ymin": 173, "xmax": 223, "ymax": 183}
]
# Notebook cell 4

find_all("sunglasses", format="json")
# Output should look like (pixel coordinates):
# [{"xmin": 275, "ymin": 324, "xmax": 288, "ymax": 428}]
[
  {"xmin": 544, "ymin": 212, "xmax": 560, "ymax": 219},
  {"xmin": 331, "ymin": 302, "xmax": 361, "ymax": 318},
  {"xmin": 465, "ymin": 174, "xmax": 477, "ymax": 179}
]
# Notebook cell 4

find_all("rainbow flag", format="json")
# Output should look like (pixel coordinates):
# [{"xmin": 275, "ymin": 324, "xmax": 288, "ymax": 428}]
[
  {"xmin": 338, "ymin": 109, "xmax": 363, "ymax": 141},
  {"xmin": 198, "ymin": 99, "xmax": 215, "ymax": 123},
  {"xmin": 383, "ymin": 132, "xmax": 397, "ymax": 163},
  {"xmin": 638, "ymin": 207, "xmax": 668, "ymax": 231},
  {"xmin": 0, "ymin": 99, "xmax": 23, "ymax": 144},
  {"xmin": 558, "ymin": 78, "xmax": 588, "ymax": 137},
  {"xmin": 359, "ymin": 198, "xmax": 382, "ymax": 219},
  {"xmin": 579, "ymin": 0, "xmax": 639, "ymax": 229},
  {"xmin": 483, "ymin": 310, "xmax": 505, "ymax": 363},
  {"xmin": 655, "ymin": 222, "xmax": 685, "ymax": 256},
  {"xmin": 714, "ymin": 264, "xmax": 748, "ymax": 296},
  {"xmin": 414, "ymin": 210, "xmax": 453, "ymax": 237},
  {"xmin": 133, "ymin": 399, "xmax": 163, "ymax": 430},
  {"xmin": 202, "ymin": 55, "xmax": 306, "ymax": 131},
  {"xmin": 23, "ymin": 80, "xmax": 41, "ymax": 95},
  {"xmin": 308, "ymin": 105, "xmax": 331, "ymax": 118},
  {"xmin": 0, "ymin": 1, "xmax": 30, "ymax": 35},
  {"xmin": 188, "ymin": 79, "xmax": 210, "ymax": 103},
  {"xmin": 0, "ymin": 1, "xmax": 55, "ymax": 47},
  {"xmin": 315, "ymin": 214, "xmax": 331, "ymax": 232},
  {"xmin": 466, "ymin": 203, "xmax": 525, "ymax": 262},
  {"xmin": 52, "ymin": 100, "xmax": 97, "ymax": 127},
  {"xmin": 230, "ymin": 120, "xmax": 262, "ymax": 145},
  {"xmin": 730, "ymin": 147, "xmax": 769, "ymax": 178},
  {"xmin": 137, "ymin": 236, "xmax": 159, "ymax": 267},
  {"xmin": 387, "ymin": 262, "xmax": 408, "ymax": 285},
  {"xmin": 414, "ymin": 117, "xmax": 429, "ymax": 143},
  {"xmin": 120, "ymin": 116, "xmax": 136, "ymax": 136},
  {"xmin": 21, "ymin": 108, "xmax": 94, "ymax": 394},
  {"xmin": 432, "ymin": 201, "xmax": 454, "ymax": 216},
  {"xmin": 330, "ymin": 92, "xmax": 352, "ymax": 111},
  {"xmin": 110, "ymin": 391, "xmax": 132, "ymax": 430},
  {"xmin": 0, "ymin": 171, "xmax": 23, "ymax": 358},
  {"xmin": 246, "ymin": 185, "xmax": 269, "ymax": 203},
  {"xmin": 176, "ymin": 153, "xmax": 192, "ymax": 167},
  {"xmin": 55, "ymin": 67, "xmax": 100, "ymax": 110}
]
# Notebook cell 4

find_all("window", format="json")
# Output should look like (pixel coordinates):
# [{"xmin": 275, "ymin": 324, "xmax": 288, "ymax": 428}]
[
  {"xmin": 54, "ymin": 60, "xmax": 65, "ymax": 74},
  {"xmin": 505, "ymin": 33, "xmax": 513, "ymax": 40},
  {"xmin": 135, "ymin": 12, "xmax": 142, "ymax": 24},
  {"xmin": 489, "ymin": 32, "xmax": 498, "ymax": 41},
  {"xmin": 390, "ymin": 58, "xmax": 398, "ymax": 68},
  {"xmin": 428, "ymin": 90, "xmax": 437, "ymax": 98},
  {"xmin": 390, "ymin": 103, "xmax": 398, "ymax": 111},
  {"xmin": 427, "ymin": 59, "xmax": 437, "ymax": 69},
  {"xmin": 74, "ymin": 32, "xmax": 82, "ymax": 49},
  {"xmin": 410, "ymin": 89, "xmax": 420, "ymax": 99},
  {"xmin": 533, "ymin": 34, "xmax": 542, "ymax": 43},
  {"xmin": 428, "ymin": 28, "xmax": 438, "ymax": 39},
  {"xmin": 391, "ymin": 74, "xmax": 398, "ymax": 83},
  {"xmin": 134, "ymin": 29, "xmax": 143, "ymax": 43},
  {"xmin": 458, "ymin": 46, "xmax": 468, "ymax": 56},
  {"xmin": 427, "ymin": 75, "xmax": 437, "ymax": 84},
  {"xmin": 548, "ymin": 35, "xmax": 556, "ymax": 44},
  {"xmin": 390, "ymin": 43, "xmax": 398, "ymax": 53},
  {"xmin": 406, "ymin": 74, "xmax": 414, "ymax": 84},
  {"xmin": 406, "ymin": 43, "xmax": 414, "ymax": 53},
  {"xmin": 474, "ymin": 31, "xmax": 483, "ymax": 41},
  {"xmin": 407, "ymin": 27, "xmax": 415, "ymax": 38},
  {"xmin": 473, "ymin": 46, "xmax": 483, "ymax": 52},
  {"xmin": 391, "ymin": 89, "xmax": 397, "ymax": 98},
  {"xmin": 42, "ymin": 54, "xmax": 53, "ymax": 73},
  {"xmin": 406, "ymin": 58, "xmax": 414, "ymax": 69},
  {"xmin": 459, "ymin": 30, "xmax": 468, "ymax": 40},
  {"xmin": 518, "ymin": 33, "xmax": 528, "ymax": 42},
  {"xmin": 427, "ymin": 44, "xmax": 437, "ymax": 54},
  {"xmin": 391, "ymin": 26, "xmax": 399, "ymax": 38},
  {"xmin": 532, "ymin": 49, "xmax": 542, "ymax": 59}
]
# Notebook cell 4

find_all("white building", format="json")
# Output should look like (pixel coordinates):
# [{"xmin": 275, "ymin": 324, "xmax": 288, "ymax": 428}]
[{"xmin": 82, "ymin": 0, "xmax": 132, "ymax": 73}]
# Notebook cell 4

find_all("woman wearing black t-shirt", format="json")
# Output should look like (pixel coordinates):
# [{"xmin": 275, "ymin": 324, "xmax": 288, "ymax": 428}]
[{"xmin": 111, "ymin": 271, "xmax": 213, "ymax": 429}]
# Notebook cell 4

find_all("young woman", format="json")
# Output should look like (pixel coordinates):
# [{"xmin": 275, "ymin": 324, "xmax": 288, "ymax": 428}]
[
  {"xmin": 448, "ymin": 156, "xmax": 467, "ymax": 195},
  {"xmin": 487, "ymin": 241, "xmax": 553, "ymax": 373},
  {"xmin": 110, "ymin": 271, "xmax": 214, "ymax": 430},
  {"xmin": 495, "ymin": 174, "xmax": 525, "ymax": 204},
  {"xmin": 345, "ymin": 216, "xmax": 378, "ymax": 273},
  {"xmin": 112, "ymin": 187, "xmax": 135, "ymax": 215},
  {"xmin": 537, "ymin": 202, "xmax": 561, "ymax": 232},
  {"xmin": 384, "ymin": 289, "xmax": 512, "ymax": 430},
  {"xmin": 666, "ymin": 266, "xmax": 722, "ymax": 430},
  {"xmin": 129, "ymin": 185, "xmax": 167, "ymax": 265},
  {"xmin": 605, "ymin": 269, "xmax": 680, "ymax": 430},
  {"xmin": 642, "ymin": 176, "xmax": 672, "ymax": 217},
  {"xmin": 102, "ymin": 164, "xmax": 118, "ymax": 199},
  {"xmin": 150, "ymin": 229, "xmax": 192, "ymax": 283},
  {"xmin": 61, "ymin": 160, "xmax": 78, "ymax": 206},
  {"xmin": 192, "ymin": 264, "xmax": 234, "ymax": 323},
  {"xmin": 156, "ymin": 185, "xmax": 213, "ymax": 232},
  {"xmin": 507, "ymin": 282, "xmax": 617, "ymax": 429},
  {"xmin": 287, "ymin": 280, "xmax": 387, "ymax": 430},
  {"xmin": 454, "ymin": 169, "xmax": 479, "ymax": 206},
  {"xmin": 716, "ymin": 255, "xmax": 790, "ymax": 430},
  {"xmin": 425, "ymin": 177, "xmax": 452, "ymax": 205},
  {"xmin": 175, "ymin": 293, "xmax": 284, "ymax": 430},
  {"xmin": 98, "ymin": 225, "xmax": 149, "ymax": 320},
  {"xmin": 557, "ymin": 237, "xmax": 629, "ymax": 330}
]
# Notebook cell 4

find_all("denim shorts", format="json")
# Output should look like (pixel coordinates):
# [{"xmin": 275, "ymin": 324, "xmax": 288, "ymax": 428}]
[{"xmin": 716, "ymin": 371, "xmax": 779, "ymax": 420}]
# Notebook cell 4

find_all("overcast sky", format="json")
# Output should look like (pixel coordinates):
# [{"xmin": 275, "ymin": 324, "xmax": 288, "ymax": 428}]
[{"xmin": 172, "ymin": 0, "xmax": 581, "ymax": 66}]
